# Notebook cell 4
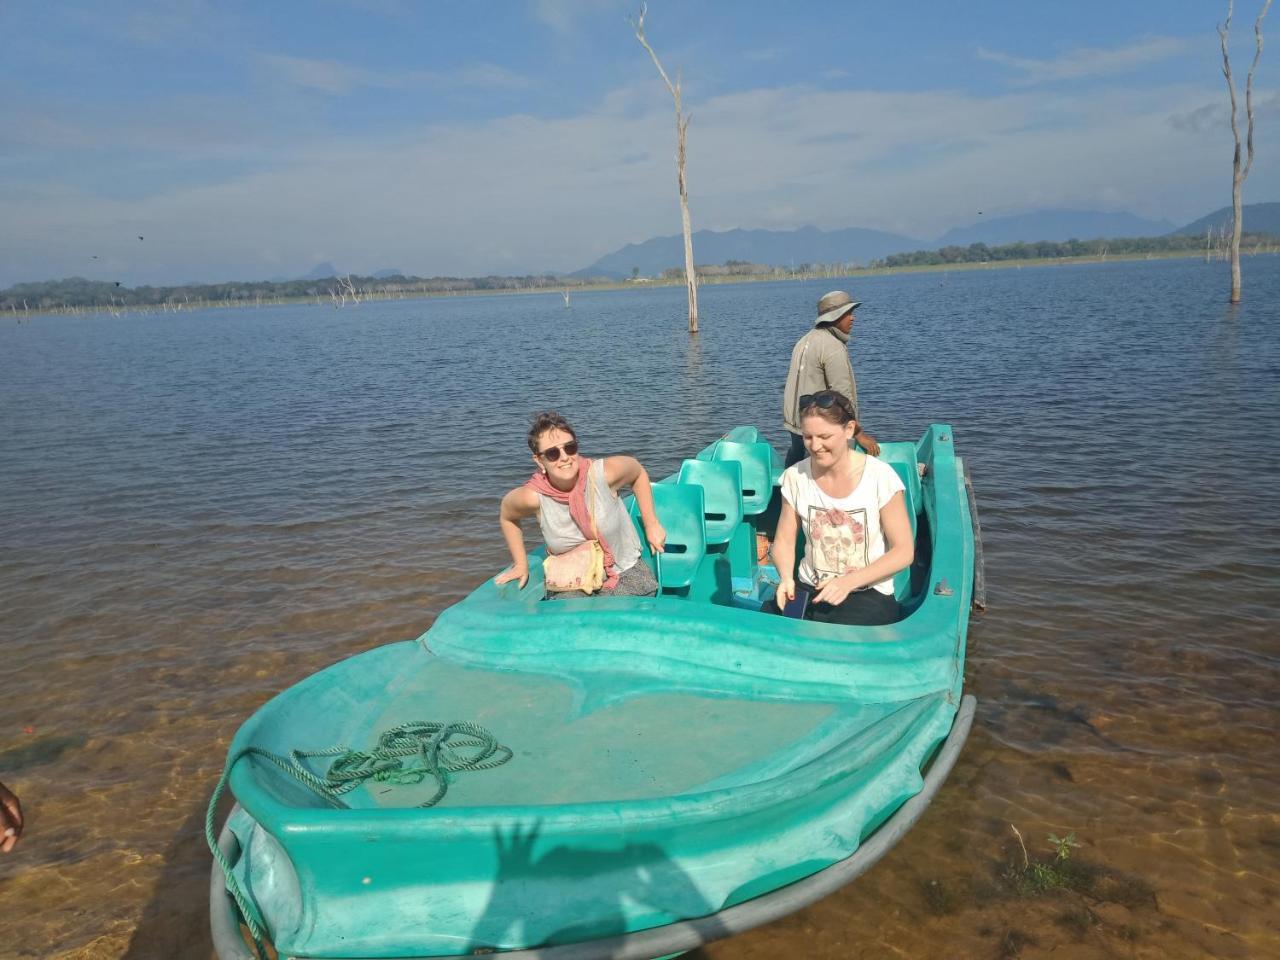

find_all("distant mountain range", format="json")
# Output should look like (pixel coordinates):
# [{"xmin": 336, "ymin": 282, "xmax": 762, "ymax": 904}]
[
  {"xmin": 1169, "ymin": 201, "xmax": 1280, "ymax": 237},
  {"xmin": 274, "ymin": 204, "xmax": 1279, "ymax": 284},
  {"xmin": 570, "ymin": 205, "xmax": 1276, "ymax": 278},
  {"xmin": 571, "ymin": 225, "xmax": 917, "ymax": 280}
]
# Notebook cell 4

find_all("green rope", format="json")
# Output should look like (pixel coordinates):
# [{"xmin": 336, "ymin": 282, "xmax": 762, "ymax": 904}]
[{"xmin": 206, "ymin": 720, "xmax": 513, "ymax": 959}]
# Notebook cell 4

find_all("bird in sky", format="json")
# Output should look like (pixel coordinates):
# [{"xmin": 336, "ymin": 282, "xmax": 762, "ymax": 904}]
[
  {"xmin": 91, "ymin": 255, "xmax": 100, "ymax": 260},
  {"xmin": 138, "ymin": 236, "xmax": 144, "ymax": 241}
]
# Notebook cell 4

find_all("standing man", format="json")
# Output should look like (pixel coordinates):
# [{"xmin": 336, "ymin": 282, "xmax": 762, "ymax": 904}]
[{"xmin": 782, "ymin": 290, "xmax": 880, "ymax": 466}]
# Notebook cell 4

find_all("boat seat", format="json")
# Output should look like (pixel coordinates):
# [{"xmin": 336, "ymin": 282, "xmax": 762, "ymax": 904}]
[
  {"xmin": 707, "ymin": 440, "xmax": 774, "ymax": 516},
  {"xmin": 647, "ymin": 483, "xmax": 707, "ymax": 592},
  {"xmin": 873, "ymin": 442, "xmax": 921, "ymax": 603},
  {"xmin": 875, "ymin": 442, "xmax": 921, "ymax": 528},
  {"xmin": 693, "ymin": 425, "xmax": 758, "ymax": 462},
  {"xmin": 719, "ymin": 425, "xmax": 760, "ymax": 444},
  {"xmin": 676, "ymin": 459, "xmax": 743, "ymax": 546},
  {"xmin": 769, "ymin": 445, "xmax": 786, "ymax": 486}
]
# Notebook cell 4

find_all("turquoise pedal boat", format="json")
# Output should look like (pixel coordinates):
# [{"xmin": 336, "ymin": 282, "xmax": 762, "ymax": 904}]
[{"xmin": 210, "ymin": 424, "xmax": 983, "ymax": 960}]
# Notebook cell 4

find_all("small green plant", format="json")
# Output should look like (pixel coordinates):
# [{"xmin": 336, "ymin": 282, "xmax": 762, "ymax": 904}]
[
  {"xmin": 1047, "ymin": 831, "xmax": 1081, "ymax": 862},
  {"xmin": 1004, "ymin": 825, "xmax": 1085, "ymax": 895}
]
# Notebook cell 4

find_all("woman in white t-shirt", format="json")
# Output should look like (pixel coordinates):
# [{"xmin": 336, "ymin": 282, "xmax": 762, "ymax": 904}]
[{"xmin": 773, "ymin": 390, "xmax": 914, "ymax": 625}]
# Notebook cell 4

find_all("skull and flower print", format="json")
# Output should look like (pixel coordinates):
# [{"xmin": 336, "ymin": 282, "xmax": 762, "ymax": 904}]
[
  {"xmin": 808, "ymin": 504, "xmax": 869, "ymax": 580},
  {"xmin": 780, "ymin": 456, "xmax": 905, "ymax": 597}
]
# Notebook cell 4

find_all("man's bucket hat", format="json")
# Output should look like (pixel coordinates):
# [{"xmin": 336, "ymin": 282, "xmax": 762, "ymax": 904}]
[{"xmin": 816, "ymin": 290, "xmax": 862, "ymax": 326}]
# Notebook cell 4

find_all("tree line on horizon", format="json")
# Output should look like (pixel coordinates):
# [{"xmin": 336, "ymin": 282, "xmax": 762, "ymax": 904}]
[
  {"xmin": 3, "ymin": 229, "xmax": 1277, "ymax": 313},
  {"xmin": 0, "ymin": 272, "xmax": 574, "ymax": 312},
  {"xmin": 868, "ymin": 230, "xmax": 1277, "ymax": 269}
]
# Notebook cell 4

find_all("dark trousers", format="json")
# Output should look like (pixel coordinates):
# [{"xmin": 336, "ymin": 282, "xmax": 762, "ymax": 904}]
[
  {"xmin": 808, "ymin": 589, "xmax": 902, "ymax": 626},
  {"xmin": 785, "ymin": 431, "xmax": 807, "ymax": 467}
]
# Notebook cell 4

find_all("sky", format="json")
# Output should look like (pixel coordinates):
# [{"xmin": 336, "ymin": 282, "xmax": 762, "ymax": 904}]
[{"xmin": 1, "ymin": 0, "xmax": 1276, "ymax": 287}]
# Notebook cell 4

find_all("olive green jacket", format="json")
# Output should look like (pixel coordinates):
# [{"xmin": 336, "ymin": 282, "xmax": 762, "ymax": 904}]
[{"xmin": 781, "ymin": 324, "xmax": 859, "ymax": 435}]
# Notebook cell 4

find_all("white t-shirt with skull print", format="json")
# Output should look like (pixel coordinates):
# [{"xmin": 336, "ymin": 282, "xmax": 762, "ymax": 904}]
[{"xmin": 780, "ymin": 454, "xmax": 905, "ymax": 596}]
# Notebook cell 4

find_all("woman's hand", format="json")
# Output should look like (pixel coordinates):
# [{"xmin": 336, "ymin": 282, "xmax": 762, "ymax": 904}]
[
  {"xmin": 644, "ymin": 519, "xmax": 667, "ymax": 555},
  {"xmin": 813, "ymin": 572, "xmax": 859, "ymax": 607},
  {"xmin": 1, "ymin": 781, "xmax": 23, "ymax": 853},
  {"xmin": 494, "ymin": 562, "xmax": 529, "ymax": 590},
  {"xmin": 775, "ymin": 577, "xmax": 796, "ymax": 612}
]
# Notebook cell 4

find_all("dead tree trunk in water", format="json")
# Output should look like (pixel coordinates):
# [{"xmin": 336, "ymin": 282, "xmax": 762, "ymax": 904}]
[
  {"xmin": 1218, "ymin": 0, "xmax": 1272, "ymax": 304},
  {"xmin": 631, "ymin": 3, "xmax": 699, "ymax": 333}
]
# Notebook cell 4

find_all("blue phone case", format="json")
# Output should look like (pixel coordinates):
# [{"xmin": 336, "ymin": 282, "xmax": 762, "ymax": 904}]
[{"xmin": 781, "ymin": 585, "xmax": 811, "ymax": 619}]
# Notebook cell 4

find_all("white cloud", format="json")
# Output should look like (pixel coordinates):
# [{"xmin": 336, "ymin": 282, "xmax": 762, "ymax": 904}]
[
  {"xmin": 1168, "ymin": 91, "xmax": 1280, "ymax": 132},
  {"xmin": 1, "ymin": 76, "xmax": 1271, "ymax": 287},
  {"xmin": 532, "ymin": 0, "xmax": 617, "ymax": 36},
  {"xmin": 258, "ymin": 53, "xmax": 375, "ymax": 95},
  {"xmin": 978, "ymin": 36, "xmax": 1189, "ymax": 84},
  {"xmin": 256, "ymin": 53, "xmax": 525, "ymax": 95}
]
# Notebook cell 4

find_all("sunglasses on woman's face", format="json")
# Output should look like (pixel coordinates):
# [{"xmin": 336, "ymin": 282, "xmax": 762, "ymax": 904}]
[{"xmin": 538, "ymin": 439, "xmax": 579, "ymax": 462}]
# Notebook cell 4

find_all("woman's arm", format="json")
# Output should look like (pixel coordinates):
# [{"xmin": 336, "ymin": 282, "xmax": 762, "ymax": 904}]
[
  {"xmin": 604, "ymin": 455, "xmax": 666, "ymax": 553},
  {"xmin": 772, "ymin": 500, "xmax": 799, "ymax": 611},
  {"xmin": 494, "ymin": 486, "xmax": 540, "ymax": 588},
  {"xmin": 812, "ymin": 491, "xmax": 914, "ymax": 605}
]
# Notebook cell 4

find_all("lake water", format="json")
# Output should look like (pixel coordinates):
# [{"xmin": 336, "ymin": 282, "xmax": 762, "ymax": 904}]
[{"xmin": 1, "ymin": 257, "xmax": 1277, "ymax": 959}]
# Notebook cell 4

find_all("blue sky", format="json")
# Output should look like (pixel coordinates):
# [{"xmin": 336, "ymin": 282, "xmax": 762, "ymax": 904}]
[{"xmin": 1, "ymin": 0, "xmax": 1275, "ymax": 286}]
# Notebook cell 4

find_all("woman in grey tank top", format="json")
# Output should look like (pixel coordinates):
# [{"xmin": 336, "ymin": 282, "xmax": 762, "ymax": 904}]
[{"xmin": 495, "ymin": 412, "xmax": 667, "ymax": 598}]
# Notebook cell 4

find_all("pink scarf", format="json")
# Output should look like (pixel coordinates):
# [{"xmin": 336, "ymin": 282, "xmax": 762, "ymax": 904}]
[{"xmin": 525, "ymin": 457, "xmax": 619, "ymax": 589}]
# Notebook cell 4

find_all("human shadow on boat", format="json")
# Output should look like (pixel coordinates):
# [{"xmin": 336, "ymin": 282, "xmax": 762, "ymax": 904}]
[{"xmin": 467, "ymin": 820, "xmax": 730, "ymax": 954}]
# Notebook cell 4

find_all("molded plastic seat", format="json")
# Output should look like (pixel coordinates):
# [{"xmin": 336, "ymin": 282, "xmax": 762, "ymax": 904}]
[
  {"xmin": 870, "ymin": 442, "xmax": 921, "ymax": 603},
  {"xmin": 648, "ymin": 484, "xmax": 707, "ymax": 590},
  {"xmin": 709, "ymin": 440, "xmax": 774, "ymax": 516},
  {"xmin": 719, "ymin": 426, "xmax": 760, "ymax": 444},
  {"xmin": 875, "ymin": 442, "xmax": 921, "ymax": 518},
  {"xmin": 676, "ymin": 459, "xmax": 743, "ymax": 546}
]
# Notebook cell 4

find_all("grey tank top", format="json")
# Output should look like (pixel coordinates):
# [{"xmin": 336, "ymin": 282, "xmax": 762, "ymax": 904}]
[{"xmin": 536, "ymin": 459, "xmax": 642, "ymax": 575}]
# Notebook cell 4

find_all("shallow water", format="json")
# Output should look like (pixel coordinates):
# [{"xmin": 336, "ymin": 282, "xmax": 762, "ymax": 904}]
[{"xmin": 1, "ymin": 257, "xmax": 1277, "ymax": 958}]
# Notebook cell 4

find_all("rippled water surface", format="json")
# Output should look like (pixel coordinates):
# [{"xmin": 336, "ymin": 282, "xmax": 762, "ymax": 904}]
[{"xmin": 2, "ymin": 258, "xmax": 1278, "ymax": 958}]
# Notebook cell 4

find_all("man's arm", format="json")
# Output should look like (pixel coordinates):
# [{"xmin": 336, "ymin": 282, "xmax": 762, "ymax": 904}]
[
  {"xmin": 1, "ymin": 781, "xmax": 23, "ymax": 852},
  {"xmin": 854, "ymin": 427, "xmax": 880, "ymax": 457}
]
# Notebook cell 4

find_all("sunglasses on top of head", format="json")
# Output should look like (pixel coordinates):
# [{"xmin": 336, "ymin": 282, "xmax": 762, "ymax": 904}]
[
  {"xmin": 799, "ymin": 393, "xmax": 842, "ymax": 411},
  {"xmin": 538, "ymin": 440, "xmax": 579, "ymax": 462}
]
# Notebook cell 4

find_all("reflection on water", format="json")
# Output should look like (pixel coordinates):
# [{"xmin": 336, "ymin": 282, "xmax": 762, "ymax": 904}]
[{"xmin": 1, "ymin": 258, "xmax": 1278, "ymax": 957}]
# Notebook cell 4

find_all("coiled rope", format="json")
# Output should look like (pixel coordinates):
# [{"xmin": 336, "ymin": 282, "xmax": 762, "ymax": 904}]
[{"xmin": 205, "ymin": 720, "xmax": 513, "ymax": 959}]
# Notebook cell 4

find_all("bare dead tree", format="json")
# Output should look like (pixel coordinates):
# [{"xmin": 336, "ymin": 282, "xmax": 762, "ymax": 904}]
[
  {"xmin": 339, "ymin": 275, "xmax": 361, "ymax": 304},
  {"xmin": 1218, "ymin": 0, "xmax": 1272, "ymax": 303},
  {"xmin": 631, "ymin": 3, "xmax": 699, "ymax": 333}
]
